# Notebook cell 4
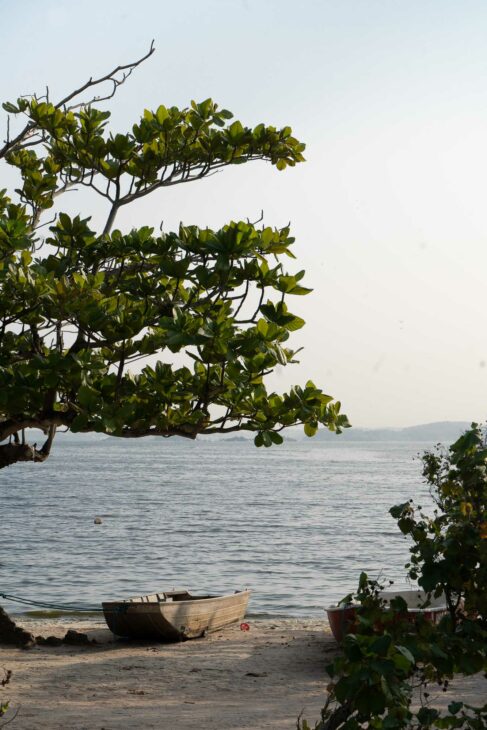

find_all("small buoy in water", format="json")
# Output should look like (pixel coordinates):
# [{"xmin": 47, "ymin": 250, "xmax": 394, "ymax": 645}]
[{"xmin": 94, "ymin": 517, "xmax": 103, "ymax": 525}]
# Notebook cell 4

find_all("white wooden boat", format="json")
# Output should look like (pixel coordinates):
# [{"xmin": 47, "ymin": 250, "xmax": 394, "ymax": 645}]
[
  {"xmin": 378, "ymin": 589, "xmax": 448, "ymax": 621},
  {"xmin": 102, "ymin": 589, "xmax": 251, "ymax": 641}
]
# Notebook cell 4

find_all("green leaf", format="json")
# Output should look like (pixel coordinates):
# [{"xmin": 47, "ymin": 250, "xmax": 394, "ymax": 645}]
[
  {"xmin": 395, "ymin": 645, "xmax": 415, "ymax": 665},
  {"xmin": 21, "ymin": 250, "xmax": 32, "ymax": 266},
  {"xmin": 355, "ymin": 686, "xmax": 386, "ymax": 716},
  {"xmin": 228, "ymin": 120, "xmax": 244, "ymax": 139},
  {"xmin": 370, "ymin": 634, "xmax": 392, "ymax": 655},
  {"xmin": 77, "ymin": 385, "xmax": 99, "ymax": 409},
  {"xmin": 286, "ymin": 315, "xmax": 305, "ymax": 331},
  {"xmin": 304, "ymin": 422, "xmax": 318, "ymax": 438},
  {"xmin": 2, "ymin": 101, "xmax": 19, "ymax": 114},
  {"xmin": 156, "ymin": 105, "xmax": 169, "ymax": 124},
  {"xmin": 269, "ymin": 431, "xmax": 283, "ymax": 445},
  {"xmin": 289, "ymin": 284, "xmax": 312, "ymax": 295},
  {"xmin": 417, "ymin": 708, "xmax": 440, "ymax": 725},
  {"xmin": 448, "ymin": 702, "xmax": 463, "ymax": 715}
]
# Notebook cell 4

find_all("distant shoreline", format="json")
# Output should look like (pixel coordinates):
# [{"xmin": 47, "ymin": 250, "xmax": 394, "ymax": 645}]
[{"xmin": 18, "ymin": 420, "xmax": 471, "ymax": 445}]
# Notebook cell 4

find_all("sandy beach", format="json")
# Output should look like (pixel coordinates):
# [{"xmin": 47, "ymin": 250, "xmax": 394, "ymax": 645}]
[{"xmin": 1, "ymin": 617, "xmax": 486, "ymax": 730}]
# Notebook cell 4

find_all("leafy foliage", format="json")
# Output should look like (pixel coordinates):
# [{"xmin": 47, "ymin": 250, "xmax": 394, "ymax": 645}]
[
  {"xmin": 391, "ymin": 423, "xmax": 487, "ymax": 622},
  {"xmin": 299, "ymin": 425, "xmax": 487, "ymax": 729},
  {"xmin": 0, "ymin": 49, "xmax": 349, "ymax": 468}
]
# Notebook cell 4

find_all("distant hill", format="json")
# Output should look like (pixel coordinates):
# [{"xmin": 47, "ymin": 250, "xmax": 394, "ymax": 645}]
[
  {"xmin": 313, "ymin": 421, "xmax": 471, "ymax": 443},
  {"xmin": 19, "ymin": 421, "xmax": 472, "ymax": 447}
]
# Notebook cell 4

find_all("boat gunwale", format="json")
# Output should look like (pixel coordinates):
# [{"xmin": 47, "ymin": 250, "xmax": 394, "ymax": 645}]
[{"xmin": 102, "ymin": 589, "xmax": 251, "ymax": 610}]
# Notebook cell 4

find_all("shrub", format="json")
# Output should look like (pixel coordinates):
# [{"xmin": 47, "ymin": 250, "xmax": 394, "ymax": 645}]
[{"xmin": 300, "ymin": 424, "xmax": 487, "ymax": 729}]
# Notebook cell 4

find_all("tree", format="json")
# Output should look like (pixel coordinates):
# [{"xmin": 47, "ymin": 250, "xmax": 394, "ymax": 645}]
[{"xmin": 0, "ymin": 43, "xmax": 349, "ymax": 469}]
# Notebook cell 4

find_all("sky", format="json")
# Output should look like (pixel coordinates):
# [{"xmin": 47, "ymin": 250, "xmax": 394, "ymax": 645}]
[{"xmin": 2, "ymin": 0, "xmax": 487, "ymax": 428}]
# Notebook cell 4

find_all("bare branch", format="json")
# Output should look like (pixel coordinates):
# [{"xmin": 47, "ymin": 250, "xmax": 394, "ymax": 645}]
[
  {"xmin": 0, "ymin": 41, "xmax": 155, "ymax": 160},
  {"xmin": 247, "ymin": 209, "xmax": 264, "ymax": 226},
  {"xmin": 58, "ymin": 40, "xmax": 155, "ymax": 110},
  {"xmin": 235, "ymin": 286, "xmax": 265, "ymax": 324}
]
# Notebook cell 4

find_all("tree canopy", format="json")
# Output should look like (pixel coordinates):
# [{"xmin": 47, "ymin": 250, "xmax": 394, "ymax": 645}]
[{"xmin": 0, "ymin": 45, "xmax": 349, "ymax": 469}]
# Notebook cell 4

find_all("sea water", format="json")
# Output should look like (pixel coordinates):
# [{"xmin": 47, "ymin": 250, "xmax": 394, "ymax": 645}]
[{"xmin": 0, "ymin": 438, "xmax": 434, "ymax": 617}]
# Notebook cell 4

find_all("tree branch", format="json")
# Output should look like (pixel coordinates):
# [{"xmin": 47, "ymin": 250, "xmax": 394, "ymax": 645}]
[{"xmin": 0, "ymin": 41, "xmax": 155, "ymax": 159}]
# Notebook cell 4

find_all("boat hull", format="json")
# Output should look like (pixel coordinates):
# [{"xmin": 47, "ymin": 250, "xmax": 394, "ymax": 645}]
[
  {"xmin": 102, "ymin": 590, "xmax": 251, "ymax": 641},
  {"xmin": 325, "ymin": 590, "xmax": 448, "ymax": 642}
]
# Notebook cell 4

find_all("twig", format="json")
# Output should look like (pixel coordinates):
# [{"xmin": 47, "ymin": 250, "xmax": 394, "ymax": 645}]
[{"xmin": 0, "ymin": 41, "xmax": 155, "ymax": 159}]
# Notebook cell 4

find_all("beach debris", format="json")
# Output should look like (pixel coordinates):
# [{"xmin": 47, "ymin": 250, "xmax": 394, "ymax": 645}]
[
  {"xmin": 245, "ymin": 671, "xmax": 267, "ymax": 677},
  {"xmin": 0, "ymin": 606, "xmax": 35, "ymax": 648},
  {"xmin": 63, "ymin": 629, "xmax": 94, "ymax": 645},
  {"xmin": 94, "ymin": 516, "xmax": 103, "ymax": 524},
  {"xmin": 0, "ymin": 607, "xmax": 115, "ymax": 650},
  {"xmin": 240, "ymin": 622, "xmax": 250, "ymax": 631},
  {"xmin": 36, "ymin": 635, "xmax": 63, "ymax": 647}
]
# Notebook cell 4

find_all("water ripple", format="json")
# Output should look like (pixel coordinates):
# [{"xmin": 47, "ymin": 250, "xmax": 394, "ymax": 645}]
[{"xmin": 0, "ymin": 439, "xmax": 432, "ymax": 616}]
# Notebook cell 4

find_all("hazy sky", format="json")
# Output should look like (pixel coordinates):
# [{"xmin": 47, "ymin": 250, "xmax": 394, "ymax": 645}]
[{"xmin": 2, "ymin": 0, "xmax": 487, "ymax": 427}]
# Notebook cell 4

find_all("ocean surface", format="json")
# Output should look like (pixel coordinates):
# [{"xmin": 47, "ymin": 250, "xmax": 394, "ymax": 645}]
[{"xmin": 0, "ymin": 437, "xmax": 436, "ymax": 618}]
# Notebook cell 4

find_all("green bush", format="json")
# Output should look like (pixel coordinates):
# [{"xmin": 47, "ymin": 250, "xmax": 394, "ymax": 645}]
[{"xmin": 300, "ymin": 424, "xmax": 487, "ymax": 729}]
